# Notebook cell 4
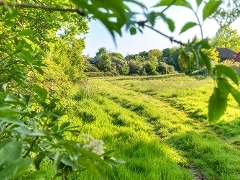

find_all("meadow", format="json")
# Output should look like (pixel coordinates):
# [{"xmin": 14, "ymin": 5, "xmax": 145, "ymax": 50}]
[{"xmin": 47, "ymin": 74, "xmax": 240, "ymax": 179}]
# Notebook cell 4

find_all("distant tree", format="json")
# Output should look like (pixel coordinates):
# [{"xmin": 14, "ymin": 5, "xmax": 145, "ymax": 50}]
[
  {"xmin": 161, "ymin": 47, "xmax": 181, "ymax": 71},
  {"xmin": 211, "ymin": 25, "xmax": 240, "ymax": 52},
  {"xmin": 157, "ymin": 62, "xmax": 175, "ymax": 74},
  {"xmin": 138, "ymin": 51, "xmax": 148, "ymax": 58},
  {"xmin": 148, "ymin": 49, "xmax": 162, "ymax": 58},
  {"xmin": 128, "ymin": 60, "xmax": 142, "ymax": 75},
  {"xmin": 111, "ymin": 57, "xmax": 129, "ymax": 75},
  {"xmin": 48, "ymin": 37, "xmax": 86, "ymax": 82},
  {"xmin": 144, "ymin": 62, "xmax": 158, "ymax": 75},
  {"xmin": 178, "ymin": 53, "xmax": 188, "ymax": 72},
  {"xmin": 211, "ymin": 0, "xmax": 240, "ymax": 26},
  {"xmin": 110, "ymin": 52, "xmax": 125, "ymax": 59},
  {"xmin": 95, "ymin": 47, "xmax": 111, "ymax": 72},
  {"xmin": 134, "ymin": 55, "xmax": 146, "ymax": 63}
]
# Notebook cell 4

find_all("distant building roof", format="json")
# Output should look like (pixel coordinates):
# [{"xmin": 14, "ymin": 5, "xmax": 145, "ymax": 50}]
[{"xmin": 216, "ymin": 48, "xmax": 236, "ymax": 60}]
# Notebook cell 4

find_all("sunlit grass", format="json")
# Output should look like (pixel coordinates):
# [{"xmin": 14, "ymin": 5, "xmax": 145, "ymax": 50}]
[{"xmin": 45, "ymin": 74, "xmax": 240, "ymax": 179}]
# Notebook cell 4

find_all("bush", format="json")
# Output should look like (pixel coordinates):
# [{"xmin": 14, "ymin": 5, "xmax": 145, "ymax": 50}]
[
  {"xmin": 157, "ymin": 62, "xmax": 176, "ymax": 74},
  {"xmin": 84, "ymin": 63, "xmax": 100, "ymax": 72}
]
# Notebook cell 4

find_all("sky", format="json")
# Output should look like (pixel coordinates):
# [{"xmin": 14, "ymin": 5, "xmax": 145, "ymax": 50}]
[{"xmin": 82, "ymin": 0, "xmax": 240, "ymax": 57}]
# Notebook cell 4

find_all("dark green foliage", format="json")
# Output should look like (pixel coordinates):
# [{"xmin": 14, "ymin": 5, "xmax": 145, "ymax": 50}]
[
  {"xmin": 78, "ymin": 111, "xmax": 96, "ymax": 124},
  {"xmin": 157, "ymin": 62, "xmax": 176, "ymax": 74},
  {"xmin": 208, "ymin": 87, "xmax": 228, "ymax": 123},
  {"xmin": 144, "ymin": 62, "xmax": 158, "ymax": 75}
]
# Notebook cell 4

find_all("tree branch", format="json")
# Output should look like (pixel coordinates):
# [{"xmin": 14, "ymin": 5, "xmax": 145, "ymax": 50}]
[
  {"xmin": 160, "ymin": 0, "xmax": 178, "ymax": 14},
  {"xmin": 23, "ymin": 136, "xmax": 39, "ymax": 158},
  {"xmin": 0, "ymin": 1, "xmax": 86, "ymax": 17},
  {"xmin": 143, "ymin": 24, "xmax": 186, "ymax": 46}
]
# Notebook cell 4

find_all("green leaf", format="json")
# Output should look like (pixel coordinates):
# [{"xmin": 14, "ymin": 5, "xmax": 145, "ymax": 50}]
[
  {"xmin": 229, "ymin": 86, "xmax": 240, "ymax": 105},
  {"xmin": 216, "ymin": 78, "xmax": 231, "ymax": 97},
  {"xmin": 215, "ymin": 65, "xmax": 239, "ymax": 85},
  {"xmin": 4, "ymin": 20, "xmax": 14, "ymax": 27},
  {"xmin": 5, "ymin": 9, "xmax": 18, "ymax": 19},
  {"xmin": 60, "ymin": 122, "xmax": 70, "ymax": 130},
  {"xmin": 0, "ymin": 141, "xmax": 22, "ymax": 167},
  {"xmin": 4, "ymin": 40, "xmax": 13, "ymax": 52},
  {"xmin": 19, "ymin": 29, "xmax": 35, "ymax": 36},
  {"xmin": 34, "ymin": 152, "xmax": 50, "ymax": 170},
  {"xmin": 34, "ymin": 66, "xmax": 44, "ymax": 75},
  {"xmin": 79, "ymin": 157, "xmax": 105, "ymax": 180},
  {"xmin": 54, "ymin": 151, "xmax": 63, "ymax": 174},
  {"xmin": 203, "ymin": 0, "xmax": 221, "ymax": 20},
  {"xmin": 2, "ymin": 83, "xmax": 7, "ymax": 91},
  {"xmin": 154, "ymin": 0, "xmax": 191, "ymax": 8},
  {"xmin": 159, "ymin": 14, "xmax": 175, "ymax": 32},
  {"xmin": 196, "ymin": 0, "xmax": 203, "ymax": 6},
  {"xmin": 146, "ymin": 11, "xmax": 158, "ymax": 26},
  {"xmin": 200, "ymin": 51, "xmax": 211, "ymax": 74},
  {"xmin": 14, "ymin": 126, "xmax": 32, "ymax": 135},
  {"xmin": 179, "ymin": 22, "xmax": 198, "ymax": 34},
  {"xmin": 24, "ymin": 170, "xmax": 46, "ymax": 179},
  {"xmin": 61, "ymin": 156, "xmax": 79, "ymax": 169},
  {"xmin": 13, "ymin": 158, "xmax": 33, "ymax": 179},
  {"xmin": 33, "ymin": 85, "xmax": 48, "ymax": 102},
  {"xmin": 1, "ymin": 116, "xmax": 25, "ymax": 126},
  {"xmin": 30, "ymin": 129, "xmax": 47, "ymax": 136},
  {"xmin": 19, "ymin": 94, "xmax": 30, "ymax": 106},
  {"xmin": 78, "ymin": 147, "xmax": 106, "ymax": 164},
  {"xmin": 208, "ymin": 87, "xmax": 228, "ymax": 123},
  {"xmin": 195, "ymin": 39, "xmax": 211, "ymax": 50},
  {"xmin": 130, "ymin": 27, "xmax": 137, "ymax": 35},
  {"xmin": 0, "ymin": 159, "xmax": 21, "ymax": 180},
  {"xmin": 0, "ymin": 139, "xmax": 12, "ymax": 149}
]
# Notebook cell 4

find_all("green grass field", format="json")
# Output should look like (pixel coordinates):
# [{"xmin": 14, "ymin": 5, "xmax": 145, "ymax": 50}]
[{"xmin": 48, "ymin": 74, "xmax": 240, "ymax": 179}]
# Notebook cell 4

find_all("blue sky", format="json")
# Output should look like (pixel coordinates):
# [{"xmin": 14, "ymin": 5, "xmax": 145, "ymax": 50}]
[{"xmin": 83, "ymin": 0, "xmax": 240, "ymax": 57}]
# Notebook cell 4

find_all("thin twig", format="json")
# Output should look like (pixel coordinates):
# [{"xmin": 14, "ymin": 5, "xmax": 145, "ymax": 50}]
[
  {"xmin": 159, "ymin": 0, "xmax": 178, "ymax": 14},
  {"xmin": 144, "ymin": 24, "xmax": 186, "ymax": 46},
  {"xmin": 191, "ymin": 7, "xmax": 203, "ymax": 39},
  {"xmin": 0, "ymin": 1, "xmax": 86, "ymax": 16},
  {"xmin": 23, "ymin": 136, "xmax": 39, "ymax": 158}
]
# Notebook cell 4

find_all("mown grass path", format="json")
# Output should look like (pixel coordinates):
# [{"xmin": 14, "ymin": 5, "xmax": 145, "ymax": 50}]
[{"xmin": 89, "ymin": 75, "xmax": 240, "ymax": 180}]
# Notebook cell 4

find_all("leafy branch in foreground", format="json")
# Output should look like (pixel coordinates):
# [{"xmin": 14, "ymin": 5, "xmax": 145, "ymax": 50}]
[{"xmin": 131, "ymin": 0, "xmax": 240, "ymax": 122}]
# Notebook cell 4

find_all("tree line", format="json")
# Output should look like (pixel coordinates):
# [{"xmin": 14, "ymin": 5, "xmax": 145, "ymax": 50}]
[{"xmin": 83, "ymin": 25, "xmax": 240, "ymax": 77}]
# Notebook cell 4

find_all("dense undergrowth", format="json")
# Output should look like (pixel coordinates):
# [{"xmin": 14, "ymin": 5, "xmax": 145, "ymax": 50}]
[{"xmin": 44, "ymin": 74, "xmax": 240, "ymax": 179}]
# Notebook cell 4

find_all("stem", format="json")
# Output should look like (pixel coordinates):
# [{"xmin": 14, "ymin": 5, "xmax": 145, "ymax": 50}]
[
  {"xmin": 23, "ymin": 136, "xmax": 38, "ymax": 158},
  {"xmin": 144, "ymin": 24, "xmax": 186, "ymax": 46},
  {"xmin": 0, "ymin": 1, "xmax": 86, "ymax": 17},
  {"xmin": 191, "ymin": 8, "xmax": 203, "ymax": 39},
  {"xmin": 160, "ymin": 0, "xmax": 178, "ymax": 14}
]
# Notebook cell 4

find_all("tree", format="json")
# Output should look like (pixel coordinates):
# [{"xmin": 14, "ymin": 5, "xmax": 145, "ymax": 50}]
[
  {"xmin": 148, "ymin": 49, "xmax": 162, "ymax": 59},
  {"xmin": 48, "ymin": 37, "xmax": 86, "ymax": 82},
  {"xmin": 111, "ymin": 57, "xmax": 129, "ymax": 75},
  {"xmin": 211, "ymin": 0, "xmax": 240, "ymax": 26},
  {"xmin": 95, "ymin": 47, "xmax": 111, "ymax": 72},
  {"xmin": 128, "ymin": 60, "xmax": 142, "ymax": 75},
  {"xmin": 144, "ymin": 62, "xmax": 158, "ymax": 75},
  {"xmin": 211, "ymin": 25, "xmax": 240, "ymax": 52},
  {"xmin": 178, "ymin": 53, "xmax": 188, "ymax": 72}
]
